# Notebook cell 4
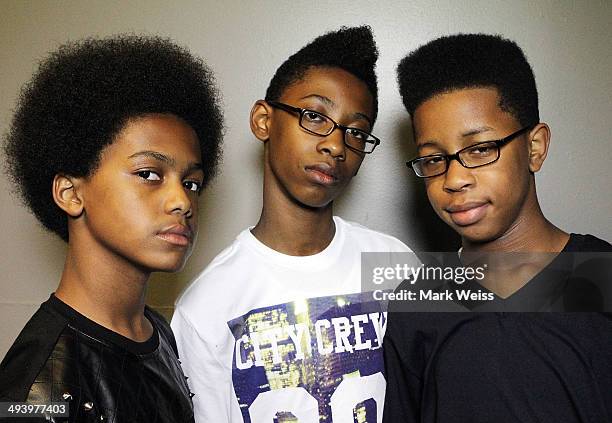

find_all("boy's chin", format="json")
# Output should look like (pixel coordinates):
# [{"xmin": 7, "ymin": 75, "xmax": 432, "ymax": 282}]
[
  {"xmin": 292, "ymin": 193, "xmax": 335, "ymax": 210},
  {"xmin": 145, "ymin": 256, "xmax": 190, "ymax": 274},
  {"xmin": 161, "ymin": 263, "xmax": 187, "ymax": 273},
  {"xmin": 454, "ymin": 225, "xmax": 502, "ymax": 245}
]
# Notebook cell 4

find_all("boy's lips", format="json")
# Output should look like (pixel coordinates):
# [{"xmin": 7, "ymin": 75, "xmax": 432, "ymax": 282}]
[
  {"xmin": 157, "ymin": 224, "xmax": 193, "ymax": 246},
  {"xmin": 305, "ymin": 163, "xmax": 339, "ymax": 185},
  {"xmin": 445, "ymin": 202, "xmax": 489, "ymax": 226}
]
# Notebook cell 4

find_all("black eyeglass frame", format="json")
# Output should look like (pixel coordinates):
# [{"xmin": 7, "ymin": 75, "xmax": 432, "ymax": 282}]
[
  {"xmin": 407, "ymin": 125, "xmax": 535, "ymax": 178},
  {"xmin": 266, "ymin": 100, "xmax": 381, "ymax": 154}
]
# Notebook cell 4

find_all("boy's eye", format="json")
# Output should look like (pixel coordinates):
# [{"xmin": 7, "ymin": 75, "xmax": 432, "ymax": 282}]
[
  {"xmin": 303, "ymin": 110, "xmax": 326, "ymax": 123},
  {"xmin": 346, "ymin": 128, "xmax": 366, "ymax": 141},
  {"xmin": 137, "ymin": 170, "xmax": 161, "ymax": 181},
  {"xmin": 424, "ymin": 155, "xmax": 445, "ymax": 166},
  {"xmin": 184, "ymin": 181, "xmax": 202, "ymax": 193},
  {"xmin": 466, "ymin": 143, "xmax": 496, "ymax": 157}
]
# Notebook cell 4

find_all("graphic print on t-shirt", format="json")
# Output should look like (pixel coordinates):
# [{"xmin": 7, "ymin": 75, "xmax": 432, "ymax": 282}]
[{"xmin": 228, "ymin": 293, "xmax": 387, "ymax": 423}]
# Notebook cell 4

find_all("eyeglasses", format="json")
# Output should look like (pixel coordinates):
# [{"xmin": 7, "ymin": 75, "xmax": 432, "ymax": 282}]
[
  {"xmin": 407, "ymin": 126, "xmax": 534, "ymax": 178},
  {"xmin": 267, "ymin": 101, "xmax": 380, "ymax": 154}
]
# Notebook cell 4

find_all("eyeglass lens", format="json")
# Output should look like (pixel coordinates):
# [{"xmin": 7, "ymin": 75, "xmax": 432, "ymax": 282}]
[
  {"xmin": 414, "ymin": 141, "xmax": 501, "ymax": 177},
  {"xmin": 299, "ymin": 110, "xmax": 377, "ymax": 153}
]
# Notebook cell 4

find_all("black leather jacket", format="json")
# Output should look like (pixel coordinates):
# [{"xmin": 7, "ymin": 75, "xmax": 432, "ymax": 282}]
[{"xmin": 0, "ymin": 295, "xmax": 195, "ymax": 423}]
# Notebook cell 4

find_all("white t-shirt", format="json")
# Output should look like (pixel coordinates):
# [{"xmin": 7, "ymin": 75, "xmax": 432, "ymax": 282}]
[{"xmin": 171, "ymin": 216, "xmax": 413, "ymax": 423}]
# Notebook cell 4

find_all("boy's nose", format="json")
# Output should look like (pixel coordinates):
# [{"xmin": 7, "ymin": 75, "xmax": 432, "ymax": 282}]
[
  {"xmin": 165, "ymin": 182, "xmax": 193, "ymax": 218},
  {"xmin": 443, "ymin": 159, "xmax": 475, "ymax": 192},
  {"xmin": 317, "ymin": 128, "xmax": 346, "ymax": 161}
]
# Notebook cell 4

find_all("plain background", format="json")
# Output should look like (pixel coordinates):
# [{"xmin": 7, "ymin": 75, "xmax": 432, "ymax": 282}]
[{"xmin": 1, "ymin": 0, "xmax": 610, "ymax": 359}]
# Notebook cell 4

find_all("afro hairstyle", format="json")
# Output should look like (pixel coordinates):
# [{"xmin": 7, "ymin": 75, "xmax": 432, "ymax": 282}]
[
  {"xmin": 397, "ymin": 33, "xmax": 539, "ymax": 127},
  {"xmin": 265, "ymin": 25, "xmax": 379, "ymax": 123},
  {"xmin": 4, "ymin": 34, "xmax": 223, "ymax": 242}
]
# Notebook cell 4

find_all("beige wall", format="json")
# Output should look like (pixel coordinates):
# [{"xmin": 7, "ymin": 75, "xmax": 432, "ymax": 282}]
[{"xmin": 1, "ymin": 0, "xmax": 610, "ymax": 358}]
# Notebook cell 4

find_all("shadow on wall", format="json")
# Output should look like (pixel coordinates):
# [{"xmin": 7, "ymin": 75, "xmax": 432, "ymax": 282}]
[{"xmin": 394, "ymin": 116, "xmax": 461, "ymax": 253}]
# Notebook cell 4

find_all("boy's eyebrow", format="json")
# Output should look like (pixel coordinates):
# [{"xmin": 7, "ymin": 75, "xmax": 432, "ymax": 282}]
[
  {"xmin": 128, "ymin": 150, "xmax": 175, "ymax": 166},
  {"xmin": 128, "ymin": 150, "xmax": 204, "ymax": 172},
  {"xmin": 417, "ymin": 126, "xmax": 498, "ymax": 152},
  {"xmin": 461, "ymin": 126, "xmax": 495, "ymax": 137},
  {"xmin": 300, "ymin": 94, "xmax": 334, "ymax": 107},
  {"xmin": 187, "ymin": 163, "xmax": 204, "ymax": 173},
  {"xmin": 352, "ymin": 112, "xmax": 373, "ymax": 127},
  {"xmin": 416, "ymin": 140, "xmax": 440, "ymax": 151},
  {"xmin": 299, "ymin": 94, "xmax": 373, "ymax": 126}
]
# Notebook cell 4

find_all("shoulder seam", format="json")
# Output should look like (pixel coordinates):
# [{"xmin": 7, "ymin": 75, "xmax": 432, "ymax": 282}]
[{"xmin": 173, "ymin": 307, "xmax": 229, "ymax": 368}]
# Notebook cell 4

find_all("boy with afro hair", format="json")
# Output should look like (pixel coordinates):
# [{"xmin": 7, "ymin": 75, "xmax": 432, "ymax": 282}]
[
  {"xmin": 172, "ymin": 26, "xmax": 413, "ymax": 423},
  {"xmin": 0, "ymin": 35, "xmax": 223, "ymax": 423},
  {"xmin": 383, "ymin": 34, "xmax": 612, "ymax": 422}
]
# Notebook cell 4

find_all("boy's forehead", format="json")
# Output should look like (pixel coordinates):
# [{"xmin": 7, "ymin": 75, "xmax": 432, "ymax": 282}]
[
  {"xmin": 109, "ymin": 114, "xmax": 202, "ymax": 163},
  {"xmin": 413, "ymin": 87, "xmax": 517, "ymax": 141},
  {"xmin": 280, "ymin": 67, "xmax": 374, "ymax": 114},
  {"xmin": 284, "ymin": 67, "xmax": 350, "ymax": 91}
]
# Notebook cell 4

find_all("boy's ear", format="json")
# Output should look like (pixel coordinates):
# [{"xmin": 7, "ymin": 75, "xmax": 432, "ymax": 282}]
[
  {"xmin": 250, "ymin": 100, "xmax": 273, "ymax": 142},
  {"xmin": 52, "ymin": 174, "xmax": 84, "ymax": 217},
  {"xmin": 527, "ymin": 123, "xmax": 551, "ymax": 173}
]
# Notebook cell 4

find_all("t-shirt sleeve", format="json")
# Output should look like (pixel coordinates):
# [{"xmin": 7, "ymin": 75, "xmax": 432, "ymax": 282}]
[{"xmin": 170, "ymin": 307, "xmax": 234, "ymax": 422}]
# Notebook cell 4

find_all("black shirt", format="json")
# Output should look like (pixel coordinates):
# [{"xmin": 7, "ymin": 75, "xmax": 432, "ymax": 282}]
[
  {"xmin": 0, "ymin": 295, "xmax": 195, "ymax": 423},
  {"xmin": 383, "ymin": 234, "xmax": 612, "ymax": 423}
]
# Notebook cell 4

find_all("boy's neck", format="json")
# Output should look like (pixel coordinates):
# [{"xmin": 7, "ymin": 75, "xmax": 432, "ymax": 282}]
[
  {"xmin": 252, "ymin": 179, "xmax": 336, "ymax": 256},
  {"xmin": 462, "ymin": 182, "xmax": 568, "ymax": 253},
  {"xmin": 55, "ymin": 232, "xmax": 153, "ymax": 342},
  {"xmin": 460, "ymin": 189, "xmax": 570, "ymax": 298},
  {"xmin": 462, "ymin": 199, "xmax": 569, "ymax": 254}
]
